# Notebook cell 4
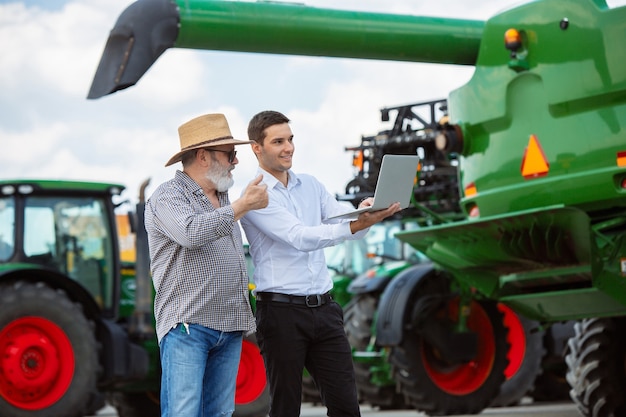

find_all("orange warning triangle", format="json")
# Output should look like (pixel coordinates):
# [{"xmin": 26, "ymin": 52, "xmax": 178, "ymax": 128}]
[{"xmin": 521, "ymin": 134, "xmax": 549, "ymax": 179}]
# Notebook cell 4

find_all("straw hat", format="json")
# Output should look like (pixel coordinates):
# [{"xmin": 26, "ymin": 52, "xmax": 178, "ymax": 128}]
[{"xmin": 165, "ymin": 113, "xmax": 252, "ymax": 166}]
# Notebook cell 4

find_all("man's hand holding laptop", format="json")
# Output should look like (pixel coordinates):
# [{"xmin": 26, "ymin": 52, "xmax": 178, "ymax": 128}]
[{"xmin": 348, "ymin": 199, "xmax": 402, "ymax": 235}]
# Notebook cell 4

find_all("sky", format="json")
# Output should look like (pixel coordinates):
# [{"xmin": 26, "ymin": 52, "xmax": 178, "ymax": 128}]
[{"xmin": 1, "ymin": 0, "xmax": 624, "ymax": 212}]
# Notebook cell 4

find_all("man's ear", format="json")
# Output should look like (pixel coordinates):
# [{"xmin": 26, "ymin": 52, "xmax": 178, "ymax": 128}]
[
  {"xmin": 250, "ymin": 141, "xmax": 261, "ymax": 156},
  {"xmin": 197, "ymin": 148, "xmax": 210, "ymax": 165}
]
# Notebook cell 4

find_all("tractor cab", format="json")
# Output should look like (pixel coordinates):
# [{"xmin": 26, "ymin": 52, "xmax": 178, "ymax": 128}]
[{"xmin": 0, "ymin": 180, "xmax": 124, "ymax": 311}]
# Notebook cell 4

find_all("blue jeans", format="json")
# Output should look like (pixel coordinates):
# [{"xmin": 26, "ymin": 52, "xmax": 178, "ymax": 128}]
[{"xmin": 159, "ymin": 323, "xmax": 243, "ymax": 417}]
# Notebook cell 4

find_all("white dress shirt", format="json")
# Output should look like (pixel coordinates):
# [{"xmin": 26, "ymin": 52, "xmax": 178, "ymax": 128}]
[{"xmin": 241, "ymin": 168, "xmax": 368, "ymax": 295}]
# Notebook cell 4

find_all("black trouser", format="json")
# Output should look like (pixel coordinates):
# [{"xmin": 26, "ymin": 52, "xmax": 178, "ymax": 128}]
[{"xmin": 255, "ymin": 296, "xmax": 360, "ymax": 417}]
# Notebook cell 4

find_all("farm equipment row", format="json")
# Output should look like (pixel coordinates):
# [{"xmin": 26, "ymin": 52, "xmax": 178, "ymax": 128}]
[{"xmin": 3, "ymin": 0, "xmax": 624, "ymax": 416}]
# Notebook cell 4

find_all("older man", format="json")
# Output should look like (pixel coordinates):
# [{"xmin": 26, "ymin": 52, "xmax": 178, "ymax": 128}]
[{"xmin": 145, "ymin": 113, "xmax": 268, "ymax": 417}]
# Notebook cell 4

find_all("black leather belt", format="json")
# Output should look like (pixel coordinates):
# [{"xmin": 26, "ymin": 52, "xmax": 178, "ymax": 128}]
[{"xmin": 256, "ymin": 292, "xmax": 332, "ymax": 308}]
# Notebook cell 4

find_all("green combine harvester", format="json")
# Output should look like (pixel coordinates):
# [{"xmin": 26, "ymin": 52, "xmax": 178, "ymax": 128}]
[{"xmin": 84, "ymin": 0, "xmax": 626, "ymax": 416}]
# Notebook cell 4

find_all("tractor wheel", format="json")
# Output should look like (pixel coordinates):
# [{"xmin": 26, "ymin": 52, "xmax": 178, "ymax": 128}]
[
  {"xmin": 565, "ymin": 318, "xmax": 626, "ymax": 417},
  {"xmin": 234, "ymin": 334, "xmax": 270, "ymax": 417},
  {"xmin": 489, "ymin": 304, "xmax": 545, "ymax": 407},
  {"xmin": 345, "ymin": 178, "xmax": 375, "ymax": 206},
  {"xmin": 107, "ymin": 391, "xmax": 160, "ymax": 417},
  {"xmin": 0, "ymin": 281, "xmax": 99, "ymax": 417},
  {"xmin": 344, "ymin": 295, "xmax": 406, "ymax": 409},
  {"xmin": 388, "ymin": 275, "xmax": 509, "ymax": 415}
]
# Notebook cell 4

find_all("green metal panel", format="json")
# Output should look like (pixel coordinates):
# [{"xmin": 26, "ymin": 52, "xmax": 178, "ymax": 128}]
[
  {"xmin": 119, "ymin": 263, "xmax": 138, "ymax": 318},
  {"xmin": 396, "ymin": 205, "xmax": 626, "ymax": 320},
  {"xmin": 500, "ymin": 288, "xmax": 626, "ymax": 322},
  {"xmin": 396, "ymin": 206, "xmax": 594, "ymax": 294},
  {"xmin": 0, "ymin": 179, "xmax": 125, "ymax": 194},
  {"xmin": 174, "ymin": 0, "xmax": 484, "ymax": 65},
  {"xmin": 448, "ymin": 0, "xmax": 626, "ymax": 217},
  {"xmin": 397, "ymin": 207, "xmax": 592, "ymax": 275}
]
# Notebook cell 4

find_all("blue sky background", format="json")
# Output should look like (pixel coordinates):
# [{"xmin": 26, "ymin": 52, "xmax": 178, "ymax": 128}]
[{"xmin": 2, "ymin": 0, "xmax": 624, "ymax": 209}]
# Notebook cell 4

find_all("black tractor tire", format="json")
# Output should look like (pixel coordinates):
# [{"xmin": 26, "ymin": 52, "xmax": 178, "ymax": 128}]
[
  {"xmin": 565, "ymin": 318, "xmax": 626, "ymax": 417},
  {"xmin": 344, "ymin": 178, "xmax": 376, "ymax": 207},
  {"xmin": 233, "ymin": 334, "xmax": 270, "ymax": 417},
  {"xmin": 388, "ymin": 275, "xmax": 509, "ymax": 415},
  {"xmin": 85, "ymin": 392, "xmax": 106, "ymax": 416},
  {"xmin": 0, "ymin": 281, "xmax": 100, "ymax": 417},
  {"xmin": 107, "ymin": 391, "xmax": 160, "ymax": 417},
  {"xmin": 489, "ymin": 304, "xmax": 545, "ymax": 407},
  {"xmin": 344, "ymin": 295, "xmax": 407, "ymax": 409}
]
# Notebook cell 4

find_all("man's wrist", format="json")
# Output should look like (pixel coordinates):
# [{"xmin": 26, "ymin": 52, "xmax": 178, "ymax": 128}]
[{"xmin": 349, "ymin": 219, "xmax": 361, "ymax": 234}]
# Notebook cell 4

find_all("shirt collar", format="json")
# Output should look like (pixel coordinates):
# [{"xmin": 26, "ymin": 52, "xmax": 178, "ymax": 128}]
[
  {"xmin": 257, "ymin": 167, "xmax": 300, "ymax": 190},
  {"xmin": 175, "ymin": 170, "xmax": 201, "ymax": 193}
]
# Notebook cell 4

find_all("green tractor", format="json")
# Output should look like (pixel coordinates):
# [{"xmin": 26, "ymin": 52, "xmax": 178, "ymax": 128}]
[
  {"xmin": 88, "ymin": 0, "xmax": 626, "ymax": 415},
  {"xmin": 0, "ymin": 179, "xmax": 269, "ymax": 417}
]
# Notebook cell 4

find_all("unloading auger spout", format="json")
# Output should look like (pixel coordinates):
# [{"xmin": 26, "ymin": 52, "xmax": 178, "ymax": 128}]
[{"xmin": 87, "ymin": 0, "xmax": 483, "ymax": 99}]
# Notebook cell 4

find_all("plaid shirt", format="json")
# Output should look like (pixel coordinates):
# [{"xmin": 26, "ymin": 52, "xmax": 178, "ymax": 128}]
[{"xmin": 145, "ymin": 170, "xmax": 255, "ymax": 342}]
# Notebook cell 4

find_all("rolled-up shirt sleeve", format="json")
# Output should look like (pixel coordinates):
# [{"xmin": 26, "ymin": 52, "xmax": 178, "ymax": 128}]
[
  {"xmin": 241, "ymin": 168, "xmax": 371, "ymax": 295},
  {"xmin": 243, "ymin": 171, "xmax": 366, "ymax": 252}
]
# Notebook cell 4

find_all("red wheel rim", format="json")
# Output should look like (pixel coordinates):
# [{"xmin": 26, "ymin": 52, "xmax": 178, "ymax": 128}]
[
  {"xmin": 235, "ymin": 339, "xmax": 267, "ymax": 404},
  {"xmin": 498, "ymin": 303, "xmax": 526, "ymax": 380},
  {"xmin": 421, "ymin": 299, "xmax": 496, "ymax": 395},
  {"xmin": 0, "ymin": 316, "xmax": 75, "ymax": 410}
]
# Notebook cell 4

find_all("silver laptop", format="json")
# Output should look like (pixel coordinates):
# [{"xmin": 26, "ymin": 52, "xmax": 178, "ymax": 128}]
[{"xmin": 327, "ymin": 154, "xmax": 419, "ymax": 220}]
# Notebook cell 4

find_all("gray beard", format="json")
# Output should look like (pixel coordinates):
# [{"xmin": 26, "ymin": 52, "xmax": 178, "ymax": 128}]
[{"xmin": 205, "ymin": 164, "xmax": 234, "ymax": 192}]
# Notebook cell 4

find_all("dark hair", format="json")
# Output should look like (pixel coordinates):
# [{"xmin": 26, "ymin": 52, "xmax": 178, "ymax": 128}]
[
  {"xmin": 247, "ymin": 111, "xmax": 290, "ymax": 145},
  {"xmin": 180, "ymin": 150, "xmax": 197, "ymax": 167}
]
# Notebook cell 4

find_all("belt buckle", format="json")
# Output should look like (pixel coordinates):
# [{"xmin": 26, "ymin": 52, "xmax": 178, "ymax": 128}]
[{"xmin": 305, "ymin": 294, "xmax": 322, "ymax": 307}]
